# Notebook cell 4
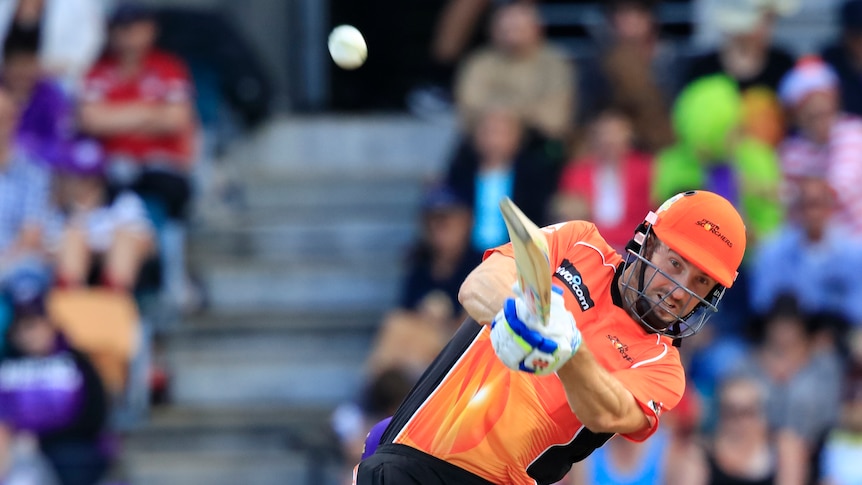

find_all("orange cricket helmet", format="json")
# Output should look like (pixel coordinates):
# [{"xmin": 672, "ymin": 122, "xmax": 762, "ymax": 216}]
[
  {"xmin": 620, "ymin": 190, "xmax": 747, "ymax": 340},
  {"xmin": 651, "ymin": 190, "xmax": 747, "ymax": 288}
]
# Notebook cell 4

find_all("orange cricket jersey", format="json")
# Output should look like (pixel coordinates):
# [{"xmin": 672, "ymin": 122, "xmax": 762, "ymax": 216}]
[{"xmin": 388, "ymin": 221, "xmax": 686, "ymax": 485}]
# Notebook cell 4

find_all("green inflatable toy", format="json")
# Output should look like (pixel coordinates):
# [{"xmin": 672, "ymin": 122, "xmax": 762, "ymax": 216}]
[{"xmin": 654, "ymin": 75, "xmax": 783, "ymax": 240}]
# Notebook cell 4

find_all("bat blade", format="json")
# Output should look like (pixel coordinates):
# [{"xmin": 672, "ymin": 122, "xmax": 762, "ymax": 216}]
[{"xmin": 499, "ymin": 197, "xmax": 552, "ymax": 327}]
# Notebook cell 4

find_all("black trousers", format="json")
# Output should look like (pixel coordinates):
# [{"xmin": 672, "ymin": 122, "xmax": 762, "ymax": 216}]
[{"xmin": 356, "ymin": 444, "xmax": 494, "ymax": 485}]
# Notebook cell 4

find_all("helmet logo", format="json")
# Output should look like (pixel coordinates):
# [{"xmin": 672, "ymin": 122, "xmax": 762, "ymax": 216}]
[{"xmin": 696, "ymin": 219, "xmax": 733, "ymax": 247}]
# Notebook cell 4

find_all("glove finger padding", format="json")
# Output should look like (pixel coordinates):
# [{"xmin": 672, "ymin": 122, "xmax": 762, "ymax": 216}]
[{"xmin": 491, "ymin": 286, "xmax": 582, "ymax": 376}]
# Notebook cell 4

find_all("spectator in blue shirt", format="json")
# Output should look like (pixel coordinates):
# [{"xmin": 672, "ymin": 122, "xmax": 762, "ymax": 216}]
[
  {"xmin": 749, "ymin": 176, "xmax": 862, "ymax": 326},
  {"xmin": 0, "ymin": 85, "xmax": 50, "ymax": 289}
]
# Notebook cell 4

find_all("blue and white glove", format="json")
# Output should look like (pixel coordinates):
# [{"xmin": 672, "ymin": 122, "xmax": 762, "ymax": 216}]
[{"xmin": 490, "ymin": 285, "xmax": 582, "ymax": 375}]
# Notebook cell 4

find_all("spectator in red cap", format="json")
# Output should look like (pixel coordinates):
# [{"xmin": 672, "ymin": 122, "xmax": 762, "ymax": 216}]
[{"xmin": 777, "ymin": 56, "xmax": 862, "ymax": 238}]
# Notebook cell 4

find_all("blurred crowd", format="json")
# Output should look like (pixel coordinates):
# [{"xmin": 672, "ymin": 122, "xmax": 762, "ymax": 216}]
[
  {"xmin": 0, "ymin": 0, "xmax": 271, "ymax": 484},
  {"xmin": 336, "ymin": 1, "xmax": 862, "ymax": 484}
]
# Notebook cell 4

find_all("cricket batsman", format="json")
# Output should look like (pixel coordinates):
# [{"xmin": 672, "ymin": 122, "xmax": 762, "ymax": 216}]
[{"xmin": 356, "ymin": 190, "xmax": 746, "ymax": 485}]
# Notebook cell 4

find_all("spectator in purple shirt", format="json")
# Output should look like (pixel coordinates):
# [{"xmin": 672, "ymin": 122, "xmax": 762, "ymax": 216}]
[
  {"xmin": 1, "ymin": 32, "xmax": 73, "ymax": 166},
  {"xmin": 0, "ymin": 283, "xmax": 109, "ymax": 485}
]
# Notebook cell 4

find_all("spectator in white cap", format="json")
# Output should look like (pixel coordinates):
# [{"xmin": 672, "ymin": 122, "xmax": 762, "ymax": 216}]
[
  {"xmin": 687, "ymin": 0, "xmax": 797, "ymax": 93},
  {"xmin": 685, "ymin": 0, "xmax": 798, "ymax": 148},
  {"xmin": 777, "ymin": 56, "xmax": 862, "ymax": 238}
]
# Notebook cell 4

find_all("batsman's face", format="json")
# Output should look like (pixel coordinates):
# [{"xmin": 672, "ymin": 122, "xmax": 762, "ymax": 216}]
[{"xmin": 641, "ymin": 242, "xmax": 716, "ymax": 324}]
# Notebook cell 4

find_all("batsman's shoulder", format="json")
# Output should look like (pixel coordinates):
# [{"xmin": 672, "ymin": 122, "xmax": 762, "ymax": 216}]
[{"xmin": 539, "ymin": 220, "xmax": 597, "ymax": 237}]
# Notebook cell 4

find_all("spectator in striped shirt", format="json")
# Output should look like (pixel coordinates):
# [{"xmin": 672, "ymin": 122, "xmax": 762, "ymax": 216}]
[
  {"xmin": 0, "ymin": 85, "xmax": 51, "ymax": 289},
  {"xmin": 778, "ymin": 56, "xmax": 862, "ymax": 238}
]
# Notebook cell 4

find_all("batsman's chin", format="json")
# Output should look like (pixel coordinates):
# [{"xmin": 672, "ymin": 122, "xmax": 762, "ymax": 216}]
[
  {"xmin": 653, "ymin": 303, "xmax": 679, "ymax": 323},
  {"xmin": 633, "ymin": 296, "xmax": 677, "ymax": 331}
]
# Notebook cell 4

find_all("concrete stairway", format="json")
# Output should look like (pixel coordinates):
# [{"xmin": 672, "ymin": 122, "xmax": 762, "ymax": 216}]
[{"xmin": 117, "ymin": 114, "xmax": 457, "ymax": 485}]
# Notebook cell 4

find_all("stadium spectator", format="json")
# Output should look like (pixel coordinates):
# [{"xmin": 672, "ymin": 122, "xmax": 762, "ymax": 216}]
[
  {"xmin": 398, "ymin": 183, "xmax": 481, "ymax": 329},
  {"xmin": 551, "ymin": 107, "xmax": 653, "ymax": 254},
  {"xmin": 687, "ymin": 0, "xmax": 796, "ymax": 92},
  {"xmin": 818, "ymin": 365, "xmax": 862, "ymax": 484},
  {"xmin": 578, "ymin": 0, "xmax": 677, "ymax": 152},
  {"xmin": 454, "ymin": 1, "xmax": 575, "ymax": 142},
  {"xmin": 692, "ymin": 375, "xmax": 786, "ymax": 485},
  {"xmin": 1, "ymin": 32, "xmax": 74, "ymax": 166},
  {"xmin": 745, "ymin": 295, "xmax": 843, "ymax": 480},
  {"xmin": 48, "ymin": 139, "xmax": 155, "ymax": 292},
  {"xmin": 563, "ymin": 385, "xmax": 704, "ymax": 485},
  {"xmin": 365, "ymin": 183, "xmax": 481, "ymax": 378},
  {"xmin": 686, "ymin": 0, "xmax": 796, "ymax": 147},
  {"xmin": 397, "ymin": 0, "xmax": 493, "ymax": 116},
  {"xmin": 78, "ymin": 4, "xmax": 199, "ymax": 312},
  {"xmin": 446, "ymin": 107, "xmax": 559, "ymax": 251},
  {"xmin": 0, "ymin": 86, "xmax": 51, "ymax": 292},
  {"xmin": 430, "ymin": 0, "xmax": 492, "ymax": 75},
  {"xmin": 778, "ymin": 56, "xmax": 862, "ymax": 238},
  {"xmin": 363, "ymin": 309, "xmax": 449, "ymax": 388},
  {"xmin": 333, "ymin": 367, "xmax": 413, "ymax": 485},
  {"xmin": 567, "ymin": 429, "xmax": 672, "ymax": 484},
  {"xmin": 749, "ymin": 176, "xmax": 862, "ymax": 325},
  {"xmin": 821, "ymin": 0, "xmax": 862, "ymax": 117},
  {"xmin": 0, "ymin": 0, "xmax": 105, "ymax": 94},
  {"xmin": 0, "ymin": 284, "xmax": 110, "ymax": 485}
]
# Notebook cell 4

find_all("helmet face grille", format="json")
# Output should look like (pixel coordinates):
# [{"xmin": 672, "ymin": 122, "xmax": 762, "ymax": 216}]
[{"xmin": 620, "ymin": 230, "xmax": 725, "ymax": 339}]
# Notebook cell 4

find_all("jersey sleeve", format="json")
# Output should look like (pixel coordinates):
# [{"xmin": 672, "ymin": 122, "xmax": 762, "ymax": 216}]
[
  {"xmin": 611, "ymin": 344, "xmax": 685, "ymax": 442},
  {"xmin": 482, "ymin": 220, "xmax": 600, "ymax": 263}
]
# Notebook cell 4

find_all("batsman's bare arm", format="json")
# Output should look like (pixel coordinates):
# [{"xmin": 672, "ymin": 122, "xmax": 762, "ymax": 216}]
[
  {"xmin": 459, "ymin": 253, "xmax": 650, "ymax": 435},
  {"xmin": 459, "ymin": 252, "xmax": 517, "ymax": 325}
]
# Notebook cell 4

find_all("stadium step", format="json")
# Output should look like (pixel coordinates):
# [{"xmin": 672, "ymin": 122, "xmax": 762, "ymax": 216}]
[
  {"xmin": 189, "ymin": 217, "xmax": 418, "ymax": 264},
  {"xmin": 188, "ymin": 173, "xmax": 424, "ymax": 310},
  {"xmin": 165, "ymin": 313, "xmax": 377, "ymax": 407},
  {"xmin": 192, "ymin": 256, "xmax": 404, "ymax": 312},
  {"xmin": 121, "ymin": 406, "xmax": 342, "ymax": 485},
  {"xmin": 226, "ymin": 113, "xmax": 457, "ymax": 177}
]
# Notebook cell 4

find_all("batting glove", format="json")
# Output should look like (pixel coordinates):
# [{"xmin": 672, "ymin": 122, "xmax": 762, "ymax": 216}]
[{"xmin": 490, "ymin": 286, "xmax": 582, "ymax": 376}]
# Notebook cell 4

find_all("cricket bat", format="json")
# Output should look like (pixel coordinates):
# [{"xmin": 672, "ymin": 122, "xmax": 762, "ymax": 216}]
[{"xmin": 499, "ymin": 197, "xmax": 552, "ymax": 327}]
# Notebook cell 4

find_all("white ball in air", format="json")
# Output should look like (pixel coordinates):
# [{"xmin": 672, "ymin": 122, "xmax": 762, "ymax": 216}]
[{"xmin": 328, "ymin": 25, "xmax": 367, "ymax": 70}]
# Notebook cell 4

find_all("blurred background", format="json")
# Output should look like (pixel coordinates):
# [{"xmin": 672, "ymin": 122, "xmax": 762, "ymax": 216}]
[{"xmin": 0, "ymin": 0, "xmax": 860, "ymax": 484}]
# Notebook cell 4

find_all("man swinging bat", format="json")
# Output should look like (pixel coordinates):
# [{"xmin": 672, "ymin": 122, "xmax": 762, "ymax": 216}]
[{"xmin": 356, "ymin": 190, "xmax": 746, "ymax": 485}]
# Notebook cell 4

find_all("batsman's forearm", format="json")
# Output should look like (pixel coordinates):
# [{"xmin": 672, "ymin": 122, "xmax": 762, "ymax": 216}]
[
  {"xmin": 557, "ymin": 346, "xmax": 649, "ymax": 434},
  {"xmin": 459, "ymin": 252, "xmax": 517, "ymax": 324}
]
